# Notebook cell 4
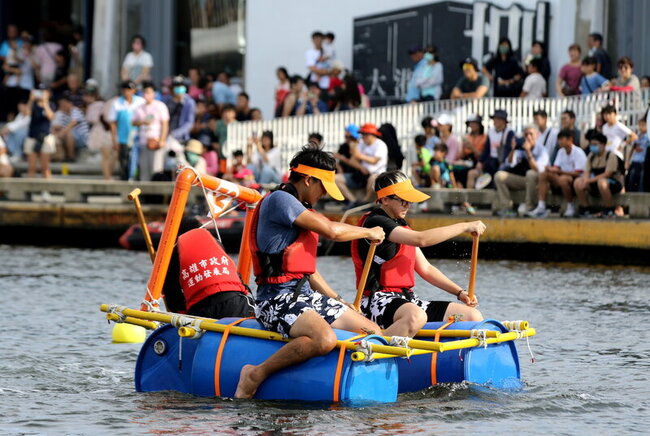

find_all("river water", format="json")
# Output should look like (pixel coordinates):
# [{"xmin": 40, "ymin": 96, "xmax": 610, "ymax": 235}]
[{"xmin": 1, "ymin": 245, "xmax": 649, "ymax": 435}]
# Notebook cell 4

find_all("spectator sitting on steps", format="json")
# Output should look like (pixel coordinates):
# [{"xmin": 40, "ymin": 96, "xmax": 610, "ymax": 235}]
[
  {"xmin": 574, "ymin": 132, "xmax": 624, "ymax": 218},
  {"xmin": 466, "ymin": 109, "xmax": 515, "ymax": 190},
  {"xmin": 527, "ymin": 128, "xmax": 587, "ymax": 218},
  {"xmin": 493, "ymin": 125, "xmax": 549, "ymax": 217},
  {"xmin": 451, "ymin": 57, "xmax": 489, "ymax": 100}
]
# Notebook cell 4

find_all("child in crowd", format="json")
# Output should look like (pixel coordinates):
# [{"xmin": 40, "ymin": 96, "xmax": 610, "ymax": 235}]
[
  {"xmin": 580, "ymin": 57, "xmax": 608, "ymax": 95},
  {"xmin": 429, "ymin": 143, "xmax": 456, "ymax": 188},
  {"xmin": 601, "ymin": 105, "xmax": 638, "ymax": 161},
  {"xmin": 411, "ymin": 134, "xmax": 432, "ymax": 187},
  {"xmin": 521, "ymin": 58, "xmax": 547, "ymax": 99},
  {"xmin": 626, "ymin": 117, "xmax": 648, "ymax": 192}
]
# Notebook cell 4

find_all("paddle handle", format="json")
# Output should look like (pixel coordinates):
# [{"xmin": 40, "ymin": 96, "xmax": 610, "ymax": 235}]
[
  {"xmin": 353, "ymin": 243, "xmax": 377, "ymax": 311},
  {"xmin": 467, "ymin": 235, "xmax": 479, "ymax": 301},
  {"xmin": 129, "ymin": 188, "xmax": 156, "ymax": 263}
]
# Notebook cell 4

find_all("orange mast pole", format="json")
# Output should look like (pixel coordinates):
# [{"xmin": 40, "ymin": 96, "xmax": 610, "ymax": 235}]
[{"xmin": 140, "ymin": 170, "xmax": 262, "ymax": 311}]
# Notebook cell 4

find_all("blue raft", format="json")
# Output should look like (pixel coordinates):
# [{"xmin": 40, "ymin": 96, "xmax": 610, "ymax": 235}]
[
  {"xmin": 134, "ymin": 317, "xmax": 521, "ymax": 403},
  {"xmin": 135, "ymin": 318, "xmax": 399, "ymax": 403},
  {"xmin": 399, "ymin": 319, "xmax": 521, "ymax": 393}
]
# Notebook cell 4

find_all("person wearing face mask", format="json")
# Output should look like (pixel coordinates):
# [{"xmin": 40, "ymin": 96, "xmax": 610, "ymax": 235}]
[
  {"xmin": 405, "ymin": 45, "xmax": 427, "ymax": 102},
  {"xmin": 573, "ymin": 132, "xmax": 624, "ymax": 218},
  {"xmin": 165, "ymin": 75, "xmax": 196, "ymax": 160},
  {"xmin": 416, "ymin": 47, "xmax": 444, "ymax": 101},
  {"xmin": 482, "ymin": 37, "xmax": 524, "ymax": 97}
]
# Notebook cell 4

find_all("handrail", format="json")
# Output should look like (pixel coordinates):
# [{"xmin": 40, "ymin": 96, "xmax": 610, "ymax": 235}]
[
  {"xmin": 140, "ymin": 169, "xmax": 263, "ymax": 311},
  {"xmin": 228, "ymin": 90, "xmax": 649, "ymax": 173}
]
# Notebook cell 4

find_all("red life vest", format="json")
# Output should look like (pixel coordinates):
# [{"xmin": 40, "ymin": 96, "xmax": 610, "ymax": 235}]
[
  {"xmin": 249, "ymin": 192, "xmax": 318, "ymax": 285},
  {"xmin": 351, "ymin": 212, "xmax": 416, "ymax": 296},
  {"xmin": 177, "ymin": 228, "xmax": 247, "ymax": 310}
]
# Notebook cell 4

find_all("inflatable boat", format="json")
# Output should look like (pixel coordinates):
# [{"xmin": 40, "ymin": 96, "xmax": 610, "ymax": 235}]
[
  {"xmin": 101, "ymin": 170, "xmax": 535, "ymax": 404},
  {"xmin": 118, "ymin": 215, "xmax": 245, "ymax": 254}
]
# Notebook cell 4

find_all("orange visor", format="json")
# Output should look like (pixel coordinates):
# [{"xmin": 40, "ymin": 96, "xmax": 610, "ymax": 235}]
[
  {"xmin": 376, "ymin": 179, "xmax": 430, "ymax": 203},
  {"xmin": 291, "ymin": 164, "xmax": 344, "ymax": 201}
]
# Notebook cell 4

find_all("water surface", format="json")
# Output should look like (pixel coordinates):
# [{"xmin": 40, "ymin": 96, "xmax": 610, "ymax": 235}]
[{"xmin": 1, "ymin": 245, "xmax": 648, "ymax": 435}]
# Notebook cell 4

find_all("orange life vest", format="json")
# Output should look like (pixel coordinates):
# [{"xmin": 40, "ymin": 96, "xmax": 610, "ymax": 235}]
[
  {"xmin": 177, "ymin": 228, "xmax": 247, "ymax": 310},
  {"xmin": 351, "ymin": 211, "xmax": 416, "ymax": 296},
  {"xmin": 249, "ymin": 191, "xmax": 318, "ymax": 285}
]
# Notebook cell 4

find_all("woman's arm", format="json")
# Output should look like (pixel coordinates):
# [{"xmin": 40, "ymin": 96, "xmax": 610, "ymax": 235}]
[
  {"xmin": 414, "ymin": 248, "xmax": 477, "ymax": 305},
  {"xmin": 389, "ymin": 220, "xmax": 485, "ymax": 248}
]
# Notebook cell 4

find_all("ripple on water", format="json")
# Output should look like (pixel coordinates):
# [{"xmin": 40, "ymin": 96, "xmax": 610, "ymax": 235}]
[{"xmin": 1, "ymin": 248, "xmax": 649, "ymax": 434}]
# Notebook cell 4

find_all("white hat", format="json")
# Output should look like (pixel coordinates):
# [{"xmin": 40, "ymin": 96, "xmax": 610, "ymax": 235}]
[{"xmin": 437, "ymin": 113, "xmax": 454, "ymax": 126}]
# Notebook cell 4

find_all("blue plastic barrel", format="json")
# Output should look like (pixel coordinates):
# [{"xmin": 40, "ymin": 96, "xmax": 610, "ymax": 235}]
[
  {"xmin": 397, "ymin": 319, "xmax": 521, "ymax": 393},
  {"xmin": 135, "ymin": 318, "xmax": 399, "ymax": 403}
]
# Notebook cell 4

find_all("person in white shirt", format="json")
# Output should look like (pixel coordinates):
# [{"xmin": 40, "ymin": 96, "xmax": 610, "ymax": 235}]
[
  {"xmin": 1, "ymin": 100, "xmax": 30, "ymax": 161},
  {"xmin": 121, "ymin": 35, "xmax": 153, "ymax": 85},
  {"xmin": 0, "ymin": 136, "xmax": 13, "ymax": 177},
  {"xmin": 521, "ymin": 58, "xmax": 547, "ymax": 99},
  {"xmin": 246, "ymin": 130, "xmax": 282, "ymax": 184},
  {"xmin": 601, "ymin": 105, "xmax": 637, "ymax": 161},
  {"xmin": 533, "ymin": 109, "xmax": 559, "ymax": 162},
  {"xmin": 305, "ymin": 31, "xmax": 330, "ymax": 89},
  {"xmin": 353, "ymin": 123, "xmax": 388, "ymax": 201},
  {"xmin": 493, "ymin": 125, "xmax": 549, "ymax": 216},
  {"xmin": 528, "ymin": 129, "xmax": 587, "ymax": 217},
  {"xmin": 132, "ymin": 82, "xmax": 169, "ymax": 181}
]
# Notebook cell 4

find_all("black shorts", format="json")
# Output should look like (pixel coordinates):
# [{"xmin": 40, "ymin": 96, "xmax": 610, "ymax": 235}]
[
  {"xmin": 361, "ymin": 290, "xmax": 450, "ymax": 329},
  {"xmin": 588, "ymin": 179, "xmax": 623, "ymax": 196},
  {"xmin": 187, "ymin": 291, "xmax": 255, "ymax": 319}
]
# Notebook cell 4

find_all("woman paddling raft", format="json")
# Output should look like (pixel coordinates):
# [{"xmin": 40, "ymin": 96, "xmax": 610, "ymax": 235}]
[{"xmin": 351, "ymin": 171, "xmax": 485, "ymax": 337}]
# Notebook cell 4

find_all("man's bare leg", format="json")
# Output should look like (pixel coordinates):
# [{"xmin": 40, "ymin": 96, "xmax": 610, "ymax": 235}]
[
  {"xmin": 330, "ymin": 307, "xmax": 381, "ymax": 333},
  {"xmin": 235, "ymin": 310, "xmax": 337, "ymax": 399}
]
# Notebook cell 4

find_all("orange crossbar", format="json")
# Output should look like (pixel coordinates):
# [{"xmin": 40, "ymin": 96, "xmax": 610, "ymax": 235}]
[{"xmin": 140, "ymin": 169, "xmax": 262, "ymax": 311}]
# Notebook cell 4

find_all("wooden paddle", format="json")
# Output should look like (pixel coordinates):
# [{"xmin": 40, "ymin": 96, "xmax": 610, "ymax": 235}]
[
  {"xmin": 467, "ymin": 235, "xmax": 479, "ymax": 302},
  {"xmin": 353, "ymin": 243, "xmax": 377, "ymax": 311},
  {"xmin": 128, "ymin": 188, "xmax": 156, "ymax": 263}
]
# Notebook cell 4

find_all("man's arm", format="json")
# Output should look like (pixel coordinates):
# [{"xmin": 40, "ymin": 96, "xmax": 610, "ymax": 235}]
[
  {"xmin": 309, "ymin": 269, "xmax": 352, "ymax": 307},
  {"xmin": 294, "ymin": 209, "xmax": 384, "ymax": 243}
]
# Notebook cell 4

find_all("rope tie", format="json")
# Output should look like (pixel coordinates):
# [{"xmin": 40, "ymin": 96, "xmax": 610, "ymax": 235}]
[
  {"xmin": 142, "ymin": 287, "xmax": 162, "ymax": 312},
  {"xmin": 470, "ymin": 329, "xmax": 488, "ymax": 349},
  {"xmin": 525, "ymin": 334, "xmax": 536, "ymax": 363},
  {"xmin": 106, "ymin": 304, "xmax": 126, "ymax": 323},
  {"xmin": 354, "ymin": 339, "xmax": 376, "ymax": 362},
  {"xmin": 388, "ymin": 336, "xmax": 411, "ymax": 348}
]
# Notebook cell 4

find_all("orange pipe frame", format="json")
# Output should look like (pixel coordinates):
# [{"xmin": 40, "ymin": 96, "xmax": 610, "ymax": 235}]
[{"xmin": 140, "ymin": 169, "xmax": 262, "ymax": 311}]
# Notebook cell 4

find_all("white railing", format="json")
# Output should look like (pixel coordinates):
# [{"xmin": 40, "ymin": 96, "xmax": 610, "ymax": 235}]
[{"xmin": 227, "ymin": 90, "xmax": 649, "ymax": 171}]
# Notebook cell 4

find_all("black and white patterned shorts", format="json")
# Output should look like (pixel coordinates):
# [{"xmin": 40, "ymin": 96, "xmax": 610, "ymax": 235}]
[
  {"xmin": 360, "ymin": 290, "xmax": 450, "ymax": 329},
  {"xmin": 255, "ymin": 288, "xmax": 347, "ymax": 337}
]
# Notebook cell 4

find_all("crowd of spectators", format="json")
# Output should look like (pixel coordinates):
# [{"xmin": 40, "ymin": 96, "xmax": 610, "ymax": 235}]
[
  {"xmin": 0, "ymin": 25, "xmax": 648, "ymax": 220},
  {"xmin": 406, "ymin": 103, "xmax": 648, "ymax": 218}
]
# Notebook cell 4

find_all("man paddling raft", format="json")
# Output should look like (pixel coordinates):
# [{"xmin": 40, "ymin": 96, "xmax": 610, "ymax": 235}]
[
  {"xmin": 235, "ymin": 146, "xmax": 385, "ymax": 399},
  {"xmin": 351, "ymin": 171, "xmax": 485, "ymax": 337}
]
